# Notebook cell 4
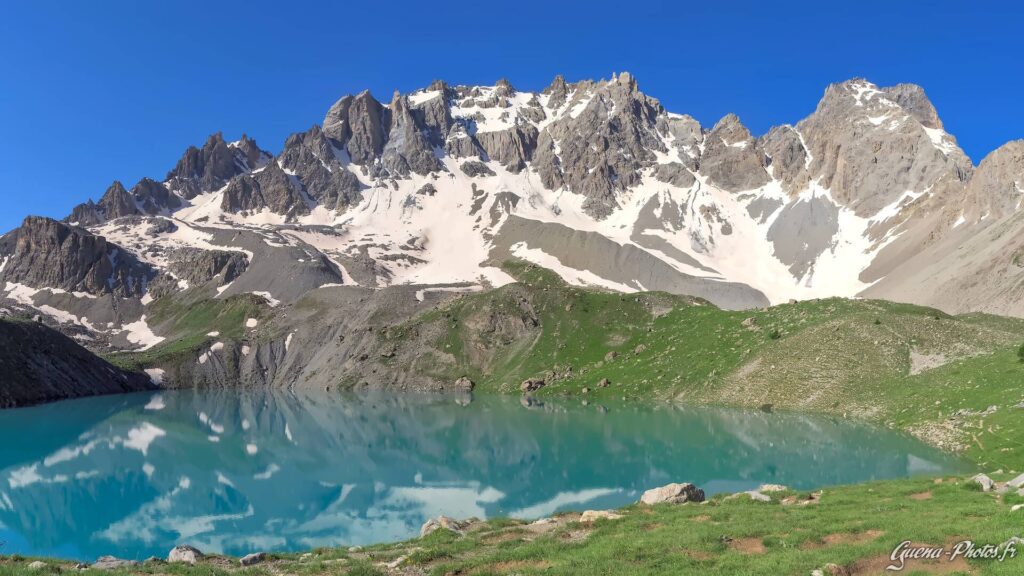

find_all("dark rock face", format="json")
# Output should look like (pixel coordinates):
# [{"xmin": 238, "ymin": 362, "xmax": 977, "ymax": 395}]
[
  {"xmin": 131, "ymin": 177, "xmax": 182, "ymax": 215},
  {"xmin": 760, "ymin": 125, "xmax": 810, "ymax": 194},
  {"xmin": 410, "ymin": 82, "xmax": 454, "ymax": 147},
  {"xmin": 164, "ymin": 248, "xmax": 248, "ymax": 288},
  {"xmin": 165, "ymin": 133, "xmax": 269, "ymax": 199},
  {"xmin": 66, "ymin": 200, "xmax": 104, "ymax": 226},
  {"xmin": 380, "ymin": 93, "xmax": 441, "ymax": 177},
  {"xmin": 66, "ymin": 178, "xmax": 182, "ymax": 225},
  {"xmin": 699, "ymin": 114, "xmax": 770, "ymax": 192},
  {"xmin": 278, "ymin": 125, "xmax": 363, "ymax": 210},
  {"xmin": 220, "ymin": 163, "xmax": 309, "ymax": 217},
  {"xmin": 460, "ymin": 160, "xmax": 496, "ymax": 178},
  {"xmin": 97, "ymin": 181, "xmax": 140, "ymax": 220},
  {"xmin": 533, "ymin": 72, "xmax": 665, "ymax": 218},
  {"xmin": 652, "ymin": 162, "xmax": 696, "ymax": 188},
  {"xmin": 476, "ymin": 126, "xmax": 537, "ymax": 174},
  {"xmin": 0, "ymin": 216, "xmax": 153, "ymax": 297},
  {"xmin": 0, "ymin": 319, "xmax": 153, "ymax": 409},
  {"xmin": 323, "ymin": 91, "xmax": 391, "ymax": 165}
]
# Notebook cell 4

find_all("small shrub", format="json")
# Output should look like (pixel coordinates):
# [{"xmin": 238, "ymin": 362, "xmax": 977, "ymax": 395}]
[
  {"xmin": 769, "ymin": 329, "xmax": 781, "ymax": 340},
  {"xmin": 1017, "ymin": 343, "xmax": 1024, "ymax": 363},
  {"xmin": 874, "ymin": 318, "xmax": 882, "ymax": 325}
]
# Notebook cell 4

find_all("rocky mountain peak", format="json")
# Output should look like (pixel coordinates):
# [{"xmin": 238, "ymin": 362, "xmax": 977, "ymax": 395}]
[
  {"xmin": 882, "ymin": 83, "xmax": 943, "ymax": 130},
  {"xmin": 130, "ymin": 177, "xmax": 181, "ymax": 215},
  {"xmin": 0, "ymin": 216, "xmax": 152, "ymax": 297},
  {"xmin": 322, "ymin": 90, "xmax": 389, "ymax": 166},
  {"xmin": 961, "ymin": 139, "xmax": 1024, "ymax": 221},
  {"xmin": 494, "ymin": 77, "xmax": 515, "ymax": 96},
  {"xmin": 710, "ymin": 113, "xmax": 753, "ymax": 142},
  {"xmin": 614, "ymin": 71, "xmax": 638, "ymax": 92},
  {"xmin": 98, "ymin": 180, "xmax": 139, "ymax": 220},
  {"xmin": 544, "ymin": 74, "xmax": 568, "ymax": 94},
  {"xmin": 797, "ymin": 77, "xmax": 973, "ymax": 214},
  {"xmin": 700, "ymin": 114, "xmax": 770, "ymax": 192},
  {"xmin": 164, "ymin": 131, "xmax": 260, "ymax": 199}
]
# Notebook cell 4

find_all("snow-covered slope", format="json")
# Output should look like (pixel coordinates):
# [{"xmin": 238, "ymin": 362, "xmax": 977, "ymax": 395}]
[{"xmin": 2, "ymin": 73, "xmax": 1022, "ymax": 350}]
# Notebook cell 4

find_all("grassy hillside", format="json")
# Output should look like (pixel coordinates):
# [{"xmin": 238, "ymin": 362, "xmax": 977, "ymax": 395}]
[
  {"xmin": 106, "ymin": 292, "xmax": 269, "ymax": 373},
  {"xmin": 376, "ymin": 262, "xmax": 1024, "ymax": 469}
]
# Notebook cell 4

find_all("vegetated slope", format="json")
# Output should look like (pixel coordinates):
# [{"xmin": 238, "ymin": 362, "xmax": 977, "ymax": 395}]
[
  {"xmin": 0, "ymin": 318, "xmax": 153, "ymax": 408},
  {"xmin": 367, "ymin": 262, "xmax": 1024, "ymax": 467},
  {"xmin": 377, "ymin": 262, "xmax": 1021, "ymax": 398}
]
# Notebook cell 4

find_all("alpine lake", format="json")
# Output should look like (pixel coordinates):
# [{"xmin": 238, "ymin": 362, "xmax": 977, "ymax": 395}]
[{"xmin": 0, "ymin": 390, "xmax": 967, "ymax": 561}]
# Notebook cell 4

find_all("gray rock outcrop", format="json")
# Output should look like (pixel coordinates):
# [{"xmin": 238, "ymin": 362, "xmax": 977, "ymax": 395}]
[
  {"xmin": 0, "ymin": 216, "xmax": 153, "ymax": 297},
  {"xmin": 0, "ymin": 319, "xmax": 153, "ymax": 408},
  {"xmin": 167, "ymin": 545, "xmax": 204, "ymax": 565},
  {"xmin": 639, "ymin": 482, "xmax": 705, "ymax": 505},
  {"xmin": 165, "ymin": 133, "xmax": 269, "ymax": 198}
]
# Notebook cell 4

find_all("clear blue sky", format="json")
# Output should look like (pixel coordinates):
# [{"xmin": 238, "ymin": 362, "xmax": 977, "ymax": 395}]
[{"xmin": 2, "ymin": 0, "xmax": 1022, "ymax": 232}]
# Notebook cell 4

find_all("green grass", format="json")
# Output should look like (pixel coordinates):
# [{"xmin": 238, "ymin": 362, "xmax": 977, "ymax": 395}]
[{"xmin": 106, "ymin": 292, "xmax": 268, "ymax": 372}]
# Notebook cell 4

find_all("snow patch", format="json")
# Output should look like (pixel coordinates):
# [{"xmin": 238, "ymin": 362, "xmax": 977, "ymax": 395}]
[
  {"xmin": 144, "ymin": 370, "xmax": 166, "ymax": 387},
  {"xmin": 122, "ymin": 316, "xmax": 165, "ymax": 351}
]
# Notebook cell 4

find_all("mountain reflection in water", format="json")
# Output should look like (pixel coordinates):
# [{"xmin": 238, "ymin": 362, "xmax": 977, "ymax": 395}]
[{"xmin": 0, "ymin": 390, "xmax": 966, "ymax": 560}]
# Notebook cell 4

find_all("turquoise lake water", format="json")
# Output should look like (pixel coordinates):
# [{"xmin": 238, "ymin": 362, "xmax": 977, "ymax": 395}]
[{"xmin": 0, "ymin": 390, "xmax": 967, "ymax": 561}]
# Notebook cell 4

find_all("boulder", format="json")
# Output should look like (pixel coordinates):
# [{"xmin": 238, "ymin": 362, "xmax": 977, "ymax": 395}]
[
  {"xmin": 520, "ymin": 378, "xmax": 545, "ymax": 393},
  {"xmin": 745, "ymin": 490, "xmax": 771, "ymax": 502},
  {"xmin": 758, "ymin": 484, "xmax": 788, "ymax": 492},
  {"xmin": 460, "ymin": 160, "xmax": 496, "ymax": 178},
  {"xmin": 604, "ymin": 351, "xmax": 618, "ymax": 362},
  {"xmin": 972, "ymin": 473, "xmax": 995, "ymax": 492},
  {"xmin": 240, "ymin": 552, "xmax": 266, "ymax": 566},
  {"xmin": 168, "ymin": 544, "xmax": 204, "ymax": 565},
  {"xmin": 579, "ymin": 510, "xmax": 622, "ymax": 522},
  {"xmin": 28, "ymin": 561, "xmax": 47, "ymax": 570},
  {"xmin": 640, "ymin": 482, "xmax": 705, "ymax": 505},
  {"xmin": 420, "ymin": 515, "xmax": 468, "ymax": 537},
  {"xmin": 454, "ymin": 376, "xmax": 475, "ymax": 391},
  {"xmin": 92, "ymin": 557, "xmax": 140, "ymax": 570},
  {"xmin": 1007, "ymin": 473, "xmax": 1024, "ymax": 489},
  {"xmin": 597, "ymin": 377, "xmax": 611, "ymax": 388}
]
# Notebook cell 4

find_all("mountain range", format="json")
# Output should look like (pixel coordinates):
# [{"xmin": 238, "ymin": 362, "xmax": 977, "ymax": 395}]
[{"xmin": 2, "ymin": 73, "xmax": 1023, "ymax": 391}]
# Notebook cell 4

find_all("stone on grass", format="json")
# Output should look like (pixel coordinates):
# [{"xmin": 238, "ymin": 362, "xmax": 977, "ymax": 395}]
[
  {"xmin": 745, "ymin": 491, "xmax": 771, "ymax": 502},
  {"xmin": 520, "ymin": 378, "xmax": 545, "ymax": 393},
  {"xmin": 168, "ymin": 544, "xmax": 203, "ymax": 565},
  {"xmin": 758, "ymin": 484, "xmax": 788, "ymax": 493},
  {"xmin": 420, "ymin": 515, "xmax": 468, "ymax": 537},
  {"xmin": 640, "ymin": 482, "xmax": 705, "ymax": 505},
  {"xmin": 28, "ymin": 561, "xmax": 47, "ymax": 570},
  {"xmin": 240, "ymin": 552, "xmax": 266, "ymax": 566},
  {"xmin": 579, "ymin": 510, "xmax": 622, "ymax": 522},
  {"xmin": 385, "ymin": 555, "xmax": 409, "ymax": 569},
  {"xmin": 972, "ymin": 473, "xmax": 995, "ymax": 492},
  {"xmin": 1007, "ymin": 473, "xmax": 1024, "ymax": 489},
  {"xmin": 93, "ymin": 556, "xmax": 140, "ymax": 570}
]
